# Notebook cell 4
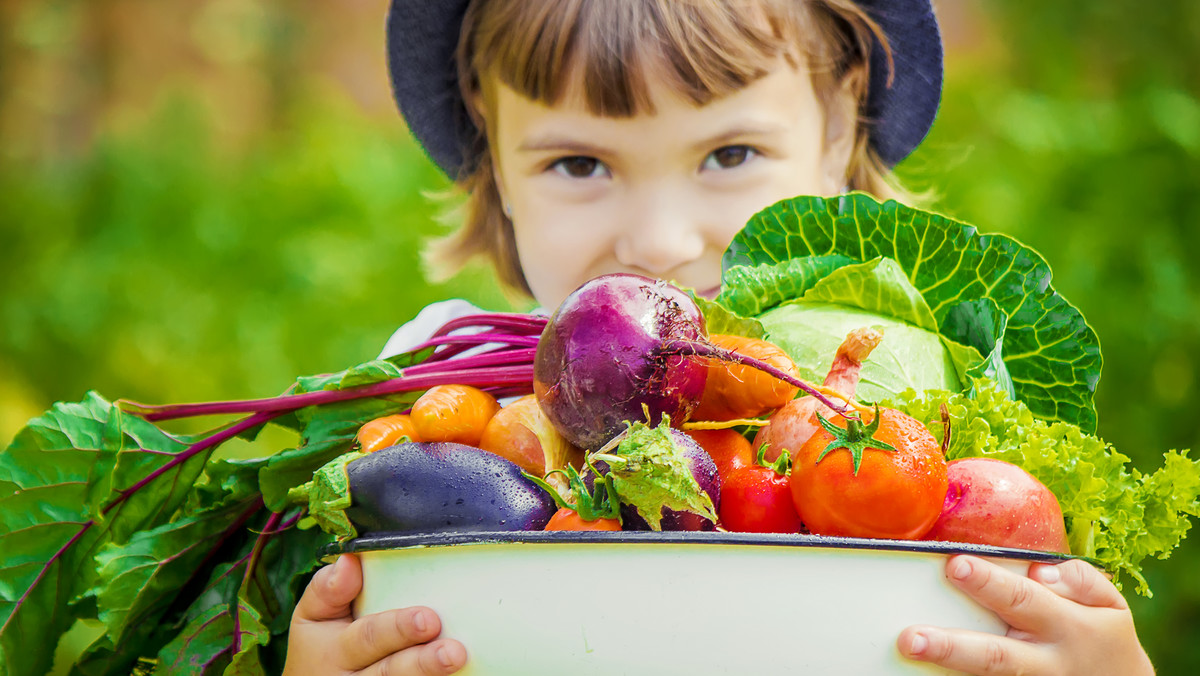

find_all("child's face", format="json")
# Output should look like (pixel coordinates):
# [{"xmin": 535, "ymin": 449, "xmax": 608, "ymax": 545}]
[{"xmin": 485, "ymin": 59, "xmax": 854, "ymax": 309}]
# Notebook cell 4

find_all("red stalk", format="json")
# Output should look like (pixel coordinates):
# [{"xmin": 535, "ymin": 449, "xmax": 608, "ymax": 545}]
[
  {"xmin": 430, "ymin": 314, "xmax": 547, "ymax": 338},
  {"xmin": 123, "ymin": 365, "xmax": 534, "ymax": 422}
]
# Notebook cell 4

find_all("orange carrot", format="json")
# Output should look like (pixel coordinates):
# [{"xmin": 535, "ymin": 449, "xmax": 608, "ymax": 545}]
[
  {"xmin": 410, "ymin": 384, "xmax": 501, "ymax": 446},
  {"xmin": 356, "ymin": 414, "xmax": 421, "ymax": 453},
  {"xmin": 690, "ymin": 334, "xmax": 802, "ymax": 421}
]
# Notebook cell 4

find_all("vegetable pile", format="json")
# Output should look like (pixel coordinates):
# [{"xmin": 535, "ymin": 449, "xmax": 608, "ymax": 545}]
[{"xmin": 3, "ymin": 194, "xmax": 1199, "ymax": 675}]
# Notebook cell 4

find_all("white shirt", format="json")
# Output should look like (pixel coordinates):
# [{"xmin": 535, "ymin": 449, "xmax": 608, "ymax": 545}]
[
  {"xmin": 378, "ymin": 299, "xmax": 548, "ymax": 359},
  {"xmin": 378, "ymin": 299, "xmax": 490, "ymax": 359}
]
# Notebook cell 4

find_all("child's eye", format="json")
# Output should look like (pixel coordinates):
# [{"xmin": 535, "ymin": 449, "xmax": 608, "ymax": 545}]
[
  {"xmin": 702, "ymin": 145, "xmax": 758, "ymax": 171},
  {"xmin": 550, "ymin": 156, "xmax": 610, "ymax": 179}
]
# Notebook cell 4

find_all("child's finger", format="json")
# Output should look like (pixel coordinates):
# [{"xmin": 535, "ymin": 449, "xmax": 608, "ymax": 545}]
[
  {"xmin": 292, "ymin": 554, "xmax": 362, "ymax": 624},
  {"xmin": 942, "ymin": 555, "xmax": 1065, "ymax": 637},
  {"xmin": 897, "ymin": 624, "xmax": 1052, "ymax": 675},
  {"xmin": 339, "ymin": 606, "xmax": 443, "ymax": 671},
  {"xmin": 1028, "ymin": 559, "xmax": 1128, "ymax": 610},
  {"xmin": 361, "ymin": 638, "xmax": 468, "ymax": 676}
]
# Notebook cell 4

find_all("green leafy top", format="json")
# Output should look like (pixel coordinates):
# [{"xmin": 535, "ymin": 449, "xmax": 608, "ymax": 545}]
[
  {"xmin": 287, "ymin": 450, "xmax": 367, "ymax": 540},
  {"xmin": 0, "ymin": 313, "xmax": 544, "ymax": 674},
  {"xmin": 593, "ymin": 421, "xmax": 717, "ymax": 531},
  {"xmin": 717, "ymin": 194, "xmax": 1102, "ymax": 433}
]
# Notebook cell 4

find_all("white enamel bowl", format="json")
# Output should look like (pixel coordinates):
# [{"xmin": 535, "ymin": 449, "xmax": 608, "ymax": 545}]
[{"xmin": 335, "ymin": 532, "xmax": 1080, "ymax": 675}]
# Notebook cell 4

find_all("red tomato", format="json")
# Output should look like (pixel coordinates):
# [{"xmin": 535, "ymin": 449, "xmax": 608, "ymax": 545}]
[
  {"xmin": 719, "ymin": 464, "xmax": 803, "ymax": 533},
  {"xmin": 544, "ymin": 508, "xmax": 621, "ymax": 531},
  {"xmin": 790, "ymin": 407, "xmax": 948, "ymax": 540},
  {"xmin": 685, "ymin": 428, "xmax": 755, "ymax": 482}
]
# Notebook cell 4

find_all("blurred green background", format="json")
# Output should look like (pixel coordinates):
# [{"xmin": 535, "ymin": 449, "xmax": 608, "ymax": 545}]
[{"xmin": 2, "ymin": 0, "xmax": 1198, "ymax": 672}]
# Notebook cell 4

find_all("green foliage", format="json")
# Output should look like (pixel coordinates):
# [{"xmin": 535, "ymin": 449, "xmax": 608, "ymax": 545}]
[
  {"xmin": 896, "ymin": 2, "xmax": 1200, "ymax": 670},
  {"xmin": 0, "ymin": 93, "xmax": 516, "ymax": 445},
  {"xmin": 721, "ymin": 195, "xmax": 1097, "ymax": 430},
  {"xmin": 889, "ymin": 380, "xmax": 1200, "ymax": 596}
]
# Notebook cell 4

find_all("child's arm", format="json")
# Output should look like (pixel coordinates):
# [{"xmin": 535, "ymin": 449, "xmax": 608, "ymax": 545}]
[
  {"xmin": 283, "ymin": 554, "xmax": 466, "ymax": 675},
  {"xmin": 897, "ymin": 555, "xmax": 1154, "ymax": 675}
]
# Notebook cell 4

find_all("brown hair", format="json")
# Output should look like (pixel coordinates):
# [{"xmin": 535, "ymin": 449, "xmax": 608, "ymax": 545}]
[{"xmin": 429, "ymin": 0, "xmax": 918, "ymax": 297}]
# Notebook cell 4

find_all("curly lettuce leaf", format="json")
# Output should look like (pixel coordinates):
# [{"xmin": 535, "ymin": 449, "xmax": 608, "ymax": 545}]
[
  {"xmin": 888, "ymin": 380, "xmax": 1200, "ymax": 596},
  {"xmin": 722, "ymin": 194, "xmax": 1102, "ymax": 433}
]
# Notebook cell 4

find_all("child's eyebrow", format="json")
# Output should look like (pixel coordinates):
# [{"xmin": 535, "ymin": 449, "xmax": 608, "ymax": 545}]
[
  {"xmin": 691, "ymin": 124, "xmax": 788, "ymax": 152},
  {"xmin": 517, "ymin": 123, "xmax": 788, "ymax": 156},
  {"xmin": 517, "ymin": 136, "xmax": 609, "ymax": 156}
]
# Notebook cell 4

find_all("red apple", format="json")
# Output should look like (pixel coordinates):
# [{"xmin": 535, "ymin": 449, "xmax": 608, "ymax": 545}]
[{"xmin": 922, "ymin": 458, "xmax": 1070, "ymax": 554}]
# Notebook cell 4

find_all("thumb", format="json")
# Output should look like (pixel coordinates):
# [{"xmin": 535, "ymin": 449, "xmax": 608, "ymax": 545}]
[
  {"xmin": 1029, "ymin": 559, "xmax": 1128, "ymax": 610},
  {"xmin": 293, "ymin": 554, "xmax": 363, "ymax": 623}
]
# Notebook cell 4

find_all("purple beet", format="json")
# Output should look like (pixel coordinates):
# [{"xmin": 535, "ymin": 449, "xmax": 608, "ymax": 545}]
[{"xmin": 534, "ymin": 274, "xmax": 708, "ymax": 451}]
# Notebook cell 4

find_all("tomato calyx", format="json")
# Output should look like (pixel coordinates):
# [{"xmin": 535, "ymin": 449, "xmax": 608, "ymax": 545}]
[
  {"xmin": 525, "ymin": 459, "xmax": 621, "ymax": 524},
  {"xmin": 755, "ymin": 442, "xmax": 791, "ymax": 477},
  {"xmin": 814, "ymin": 404, "xmax": 897, "ymax": 475}
]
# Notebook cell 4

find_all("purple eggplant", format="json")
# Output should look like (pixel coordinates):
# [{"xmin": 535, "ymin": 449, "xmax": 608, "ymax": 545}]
[
  {"xmin": 346, "ymin": 441, "xmax": 556, "ymax": 534},
  {"xmin": 621, "ymin": 429, "xmax": 721, "ymax": 531},
  {"xmin": 586, "ymin": 428, "xmax": 722, "ymax": 531}
]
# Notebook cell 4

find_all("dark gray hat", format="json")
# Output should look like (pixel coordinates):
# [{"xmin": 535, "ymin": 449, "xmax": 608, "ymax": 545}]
[{"xmin": 386, "ymin": 0, "xmax": 942, "ymax": 179}]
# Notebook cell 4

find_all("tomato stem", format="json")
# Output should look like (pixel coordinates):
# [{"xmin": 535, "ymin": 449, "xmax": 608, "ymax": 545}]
[{"xmin": 813, "ymin": 404, "xmax": 896, "ymax": 475}]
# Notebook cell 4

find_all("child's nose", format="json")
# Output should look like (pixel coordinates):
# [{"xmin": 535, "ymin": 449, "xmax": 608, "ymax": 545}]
[{"xmin": 613, "ymin": 196, "xmax": 706, "ymax": 275}]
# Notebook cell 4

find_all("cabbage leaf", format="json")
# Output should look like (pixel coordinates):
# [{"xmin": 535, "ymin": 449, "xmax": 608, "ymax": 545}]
[{"xmin": 719, "ymin": 193, "xmax": 1102, "ymax": 433}]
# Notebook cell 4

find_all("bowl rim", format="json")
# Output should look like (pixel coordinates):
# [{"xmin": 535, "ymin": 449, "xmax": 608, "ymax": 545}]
[{"xmin": 324, "ymin": 530, "xmax": 1093, "ymax": 566}]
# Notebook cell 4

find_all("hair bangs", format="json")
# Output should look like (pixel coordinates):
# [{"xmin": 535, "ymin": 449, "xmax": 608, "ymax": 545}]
[{"xmin": 466, "ymin": 0, "xmax": 820, "ymax": 118}]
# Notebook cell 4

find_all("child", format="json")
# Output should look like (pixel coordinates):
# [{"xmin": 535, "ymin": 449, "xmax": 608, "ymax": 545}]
[{"xmin": 283, "ymin": 1, "xmax": 1155, "ymax": 674}]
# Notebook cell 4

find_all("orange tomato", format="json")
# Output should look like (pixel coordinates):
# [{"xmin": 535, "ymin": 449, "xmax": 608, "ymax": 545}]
[
  {"xmin": 410, "ymin": 384, "xmax": 500, "ymax": 446},
  {"xmin": 790, "ymin": 407, "xmax": 948, "ymax": 540},
  {"xmin": 692, "ymin": 334, "xmax": 801, "ymax": 421},
  {"xmin": 356, "ymin": 414, "xmax": 421, "ymax": 453},
  {"xmin": 544, "ymin": 508, "xmax": 622, "ymax": 531}
]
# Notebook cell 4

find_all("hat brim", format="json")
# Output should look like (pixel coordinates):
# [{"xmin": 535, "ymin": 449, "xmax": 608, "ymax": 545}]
[{"xmin": 386, "ymin": 0, "xmax": 942, "ymax": 179}]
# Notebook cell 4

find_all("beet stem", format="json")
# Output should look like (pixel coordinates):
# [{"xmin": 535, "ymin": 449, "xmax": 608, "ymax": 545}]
[
  {"xmin": 123, "ymin": 365, "xmax": 535, "ymax": 422},
  {"xmin": 408, "ymin": 333, "xmax": 540, "ymax": 355},
  {"xmin": 105, "ymin": 412, "xmax": 283, "ymax": 508},
  {"xmin": 0, "ymin": 519, "xmax": 93, "ymax": 635},
  {"xmin": 235, "ymin": 509, "xmax": 283, "ymax": 652},
  {"xmin": 663, "ymin": 340, "xmax": 856, "ymax": 418},
  {"xmin": 400, "ymin": 347, "xmax": 537, "ymax": 377},
  {"xmin": 429, "ymin": 313, "xmax": 547, "ymax": 339}
]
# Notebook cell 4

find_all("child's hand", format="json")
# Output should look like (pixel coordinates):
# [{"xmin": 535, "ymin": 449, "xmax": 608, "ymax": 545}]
[
  {"xmin": 897, "ymin": 555, "xmax": 1154, "ymax": 675},
  {"xmin": 283, "ymin": 554, "xmax": 467, "ymax": 675}
]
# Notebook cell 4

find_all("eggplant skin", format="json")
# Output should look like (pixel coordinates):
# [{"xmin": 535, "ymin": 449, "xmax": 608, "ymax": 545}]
[{"xmin": 345, "ymin": 442, "xmax": 557, "ymax": 534}]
